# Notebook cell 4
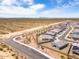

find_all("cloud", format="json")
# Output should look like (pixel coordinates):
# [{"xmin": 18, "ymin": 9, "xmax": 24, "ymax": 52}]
[
  {"xmin": 56, "ymin": 0, "xmax": 79, "ymax": 8},
  {"xmin": 0, "ymin": 6, "xmax": 36, "ymax": 15},
  {"xmin": 0, "ymin": 0, "xmax": 34, "ymax": 6},
  {"xmin": 30, "ymin": 4, "xmax": 45, "ymax": 10},
  {"xmin": 39, "ymin": 8, "xmax": 62, "ymax": 18},
  {"xmin": 0, "ymin": 0, "xmax": 16, "ymax": 6},
  {"xmin": 56, "ymin": 0, "xmax": 63, "ymax": 3},
  {"xmin": 74, "ymin": 0, "xmax": 79, "ymax": 4},
  {"xmin": 0, "ymin": 1, "xmax": 45, "ymax": 18},
  {"xmin": 0, "ymin": 0, "xmax": 46, "ymax": 18},
  {"xmin": 23, "ymin": 0, "xmax": 34, "ymax": 5},
  {"xmin": 0, "ymin": 0, "xmax": 79, "ymax": 18},
  {"xmin": 39, "ymin": 6, "xmax": 79, "ymax": 18}
]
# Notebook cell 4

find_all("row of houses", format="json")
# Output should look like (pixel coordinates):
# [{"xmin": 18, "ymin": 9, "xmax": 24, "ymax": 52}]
[
  {"xmin": 38, "ymin": 22, "xmax": 79, "ymax": 56},
  {"xmin": 70, "ymin": 23, "xmax": 79, "ymax": 55},
  {"xmin": 38, "ymin": 23, "xmax": 69, "ymax": 51},
  {"xmin": 38, "ymin": 23, "xmax": 67, "ymax": 42}
]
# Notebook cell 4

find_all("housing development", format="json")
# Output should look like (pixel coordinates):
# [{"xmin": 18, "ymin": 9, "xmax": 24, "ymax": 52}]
[{"xmin": 0, "ymin": 20, "xmax": 79, "ymax": 59}]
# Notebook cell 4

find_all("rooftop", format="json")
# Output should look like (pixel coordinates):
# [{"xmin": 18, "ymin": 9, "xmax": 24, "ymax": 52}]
[
  {"xmin": 45, "ymin": 31, "xmax": 56, "ymax": 36},
  {"xmin": 38, "ymin": 34, "xmax": 54, "ymax": 42},
  {"xmin": 52, "ymin": 40, "xmax": 68, "ymax": 49},
  {"xmin": 70, "ymin": 29, "xmax": 79, "ymax": 38},
  {"xmin": 72, "ymin": 46, "xmax": 79, "ymax": 51},
  {"xmin": 72, "ymin": 23, "xmax": 79, "ymax": 28},
  {"xmin": 50, "ymin": 28, "xmax": 62, "ymax": 33},
  {"xmin": 72, "ymin": 43, "xmax": 79, "ymax": 47}
]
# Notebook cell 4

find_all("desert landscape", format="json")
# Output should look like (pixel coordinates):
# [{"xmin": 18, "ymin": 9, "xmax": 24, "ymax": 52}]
[
  {"xmin": 0, "ymin": 18, "xmax": 79, "ymax": 59},
  {"xmin": 0, "ymin": 18, "xmax": 60, "ymax": 34},
  {"xmin": 0, "ymin": 0, "xmax": 78, "ymax": 59},
  {"xmin": 0, "ymin": 18, "xmax": 64, "ymax": 59},
  {"xmin": 0, "ymin": 18, "xmax": 75, "ymax": 35}
]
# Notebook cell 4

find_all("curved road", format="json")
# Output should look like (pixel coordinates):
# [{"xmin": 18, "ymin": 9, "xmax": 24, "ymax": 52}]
[{"xmin": 3, "ymin": 38, "xmax": 53, "ymax": 59}]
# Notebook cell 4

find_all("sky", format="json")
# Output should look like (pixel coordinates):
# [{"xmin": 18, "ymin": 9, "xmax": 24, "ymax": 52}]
[{"xmin": 0, "ymin": 0, "xmax": 79, "ymax": 18}]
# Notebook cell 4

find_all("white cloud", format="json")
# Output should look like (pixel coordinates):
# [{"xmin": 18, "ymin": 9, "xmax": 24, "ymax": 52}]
[
  {"xmin": 0, "ymin": 4, "xmax": 45, "ymax": 16},
  {"xmin": 0, "ymin": 0, "xmax": 79, "ymax": 18},
  {"xmin": 74, "ymin": 0, "xmax": 79, "ymax": 5},
  {"xmin": 39, "ymin": 7, "xmax": 79, "ymax": 18},
  {"xmin": 0, "ymin": 0, "xmax": 45, "ymax": 18},
  {"xmin": 39, "ymin": 8, "xmax": 62, "ymax": 18},
  {"xmin": 23, "ymin": 0, "xmax": 33, "ymax": 5},
  {"xmin": 30, "ymin": 4, "xmax": 45, "ymax": 10},
  {"xmin": 1, "ymin": 0, "xmax": 16, "ymax": 6},
  {"xmin": 0, "ymin": 0, "xmax": 34, "ymax": 6},
  {"xmin": 56, "ymin": 0, "xmax": 79, "ymax": 8},
  {"xmin": 56, "ymin": 0, "xmax": 63, "ymax": 3},
  {"xmin": 0, "ymin": 4, "xmax": 79, "ymax": 18},
  {"xmin": 0, "ymin": 6, "xmax": 36, "ymax": 16},
  {"xmin": 56, "ymin": 12, "xmax": 79, "ymax": 18}
]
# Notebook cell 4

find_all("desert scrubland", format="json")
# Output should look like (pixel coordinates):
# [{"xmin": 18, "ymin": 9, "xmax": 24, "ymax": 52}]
[
  {"xmin": 0, "ymin": 18, "xmax": 65, "ymax": 35},
  {"xmin": 0, "ymin": 18, "xmax": 79, "ymax": 59}
]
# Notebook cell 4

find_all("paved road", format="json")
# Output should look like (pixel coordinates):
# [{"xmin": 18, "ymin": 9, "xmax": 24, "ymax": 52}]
[
  {"xmin": 58, "ymin": 24, "xmax": 72, "ymax": 40},
  {"xmin": 3, "ymin": 38, "xmax": 51, "ymax": 59}
]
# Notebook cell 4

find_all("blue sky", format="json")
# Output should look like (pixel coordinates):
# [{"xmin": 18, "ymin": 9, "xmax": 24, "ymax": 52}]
[{"xmin": 0, "ymin": 0, "xmax": 79, "ymax": 18}]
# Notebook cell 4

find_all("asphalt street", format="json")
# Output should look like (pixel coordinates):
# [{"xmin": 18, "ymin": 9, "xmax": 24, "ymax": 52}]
[
  {"xmin": 3, "ymin": 38, "xmax": 50, "ymax": 59},
  {"xmin": 58, "ymin": 24, "xmax": 72, "ymax": 40}
]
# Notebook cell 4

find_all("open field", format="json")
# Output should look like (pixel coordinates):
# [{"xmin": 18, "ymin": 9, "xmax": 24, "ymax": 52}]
[
  {"xmin": 0, "ymin": 18, "xmax": 66, "ymax": 35},
  {"xmin": 0, "ymin": 18, "xmax": 79, "ymax": 35}
]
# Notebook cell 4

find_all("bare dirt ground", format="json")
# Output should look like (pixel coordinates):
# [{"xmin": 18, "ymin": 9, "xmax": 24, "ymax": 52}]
[{"xmin": 0, "ymin": 19, "xmax": 63, "ymax": 35}]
